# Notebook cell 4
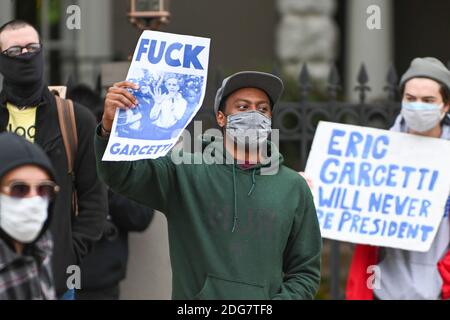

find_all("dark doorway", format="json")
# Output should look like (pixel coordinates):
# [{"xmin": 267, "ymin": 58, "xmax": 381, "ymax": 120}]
[
  {"xmin": 14, "ymin": 0, "xmax": 62, "ymax": 84},
  {"xmin": 394, "ymin": 0, "xmax": 450, "ymax": 74}
]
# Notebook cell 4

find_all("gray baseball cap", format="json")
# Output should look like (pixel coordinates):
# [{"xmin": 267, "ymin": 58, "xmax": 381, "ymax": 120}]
[
  {"xmin": 214, "ymin": 71, "xmax": 284, "ymax": 114},
  {"xmin": 400, "ymin": 57, "xmax": 450, "ymax": 90}
]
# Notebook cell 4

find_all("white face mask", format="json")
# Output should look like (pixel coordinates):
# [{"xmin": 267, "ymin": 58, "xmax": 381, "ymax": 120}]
[
  {"xmin": 401, "ymin": 101, "xmax": 446, "ymax": 133},
  {"xmin": 0, "ymin": 194, "xmax": 49, "ymax": 243}
]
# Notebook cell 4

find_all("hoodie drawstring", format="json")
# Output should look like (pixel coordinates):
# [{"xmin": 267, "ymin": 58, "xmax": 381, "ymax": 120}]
[
  {"xmin": 232, "ymin": 167, "xmax": 258, "ymax": 233},
  {"xmin": 247, "ymin": 169, "xmax": 257, "ymax": 196},
  {"xmin": 231, "ymin": 164, "xmax": 238, "ymax": 233}
]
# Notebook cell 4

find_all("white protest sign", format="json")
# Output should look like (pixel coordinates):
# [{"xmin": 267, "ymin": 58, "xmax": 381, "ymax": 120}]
[
  {"xmin": 305, "ymin": 121, "xmax": 450, "ymax": 252},
  {"xmin": 102, "ymin": 30, "xmax": 210, "ymax": 161}
]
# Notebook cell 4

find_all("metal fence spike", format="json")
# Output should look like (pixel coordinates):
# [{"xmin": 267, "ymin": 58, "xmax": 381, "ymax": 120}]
[
  {"xmin": 328, "ymin": 64, "xmax": 341, "ymax": 86},
  {"xmin": 299, "ymin": 63, "xmax": 311, "ymax": 86},
  {"xmin": 357, "ymin": 63, "xmax": 369, "ymax": 85},
  {"xmin": 298, "ymin": 63, "xmax": 311, "ymax": 101},
  {"xmin": 354, "ymin": 63, "xmax": 371, "ymax": 104},
  {"xmin": 384, "ymin": 64, "xmax": 399, "ymax": 101},
  {"xmin": 327, "ymin": 63, "xmax": 341, "ymax": 101}
]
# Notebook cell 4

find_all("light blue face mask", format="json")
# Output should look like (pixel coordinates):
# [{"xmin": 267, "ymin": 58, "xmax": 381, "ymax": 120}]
[{"xmin": 401, "ymin": 101, "xmax": 445, "ymax": 132}]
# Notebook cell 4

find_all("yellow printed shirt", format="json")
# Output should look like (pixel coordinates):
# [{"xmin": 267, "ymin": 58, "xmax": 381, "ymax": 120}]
[{"xmin": 6, "ymin": 102, "xmax": 37, "ymax": 143}]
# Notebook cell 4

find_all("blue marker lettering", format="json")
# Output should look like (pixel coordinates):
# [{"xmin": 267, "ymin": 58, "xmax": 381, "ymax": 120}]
[{"xmin": 327, "ymin": 129, "xmax": 345, "ymax": 156}]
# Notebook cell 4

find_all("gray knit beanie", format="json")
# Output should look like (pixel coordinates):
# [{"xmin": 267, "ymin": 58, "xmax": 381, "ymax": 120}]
[{"xmin": 400, "ymin": 57, "xmax": 450, "ymax": 90}]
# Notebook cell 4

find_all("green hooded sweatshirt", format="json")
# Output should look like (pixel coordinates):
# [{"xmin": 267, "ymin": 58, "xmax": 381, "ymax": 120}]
[{"xmin": 94, "ymin": 130, "xmax": 322, "ymax": 300}]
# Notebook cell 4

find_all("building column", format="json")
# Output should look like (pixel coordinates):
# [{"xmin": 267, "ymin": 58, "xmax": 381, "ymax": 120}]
[
  {"xmin": 0, "ymin": 0, "xmax": 14, "ymax": 91},
  {"xmin": 276, "ymin": 0, "xmax": 338, "ymax": 83},
  {"xmin": 76, "ymin": 0, "xmax": 113, "ymax": 87},
  {"xmin": 346, "ymin": 0, "xmax": 393, "ymax": 101},
  {"xmin": 0, "ymin": 1, "xmax": 13, "ymax": 25},
  {"xmin": 119, "ymin": 212, "xmax": 172, "ymax": 299}
]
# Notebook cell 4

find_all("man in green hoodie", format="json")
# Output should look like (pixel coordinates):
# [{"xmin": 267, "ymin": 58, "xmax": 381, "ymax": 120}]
[{"xmin": 95, "ymin": 71, "xmax": 322, "ymax": 300}]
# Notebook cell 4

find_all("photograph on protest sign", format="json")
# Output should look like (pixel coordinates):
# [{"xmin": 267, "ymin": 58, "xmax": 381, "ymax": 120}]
[
  {"xmin": 305, "ymin": 121, "xmax": 450, "ymax": 252},
  {"xmin": 115, "ymin": 70, "xmax": 204, "ymax": 140},
  {"xmin": 102, "ymin": 30, "xmax": 210, "ymax": 161}
]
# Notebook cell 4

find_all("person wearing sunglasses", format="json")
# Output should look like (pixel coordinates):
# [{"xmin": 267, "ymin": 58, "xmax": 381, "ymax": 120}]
[
  {"xmin": 0, "ymin": 132, "xmax": 59, "ymax": 299},
  {"xmin": 0, "ymin": 20, "xmax": 107, "ymax": 299}
]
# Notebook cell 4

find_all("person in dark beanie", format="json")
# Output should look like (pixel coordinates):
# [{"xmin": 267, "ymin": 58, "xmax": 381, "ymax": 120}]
[
  {"xmin": 0, "ymin": 20, "xmax": 107, "ymax": 299},
  {"xmin": 346, "ymin": 57, "xmax": 450, "ymax": 300},
  {"xmin": 0, "ymin": 132, "xmax": 59, "ymax": 299}
]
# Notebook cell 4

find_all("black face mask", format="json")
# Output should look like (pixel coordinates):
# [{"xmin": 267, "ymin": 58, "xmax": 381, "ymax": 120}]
[{"xmin": 0, "ymin": 50, "xmax": 45, "ymax": 107}]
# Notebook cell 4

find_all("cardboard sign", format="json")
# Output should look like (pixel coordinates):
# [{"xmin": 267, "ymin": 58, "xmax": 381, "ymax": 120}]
[{"xmin": 305, "ymin": 121, "xmax": 450, "ymax": 252}]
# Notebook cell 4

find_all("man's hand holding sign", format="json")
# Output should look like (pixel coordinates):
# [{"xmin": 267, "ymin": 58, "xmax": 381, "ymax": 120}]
[{"xmin": 101, "ymin": 81, "xmax": 140, "ymax": 136}]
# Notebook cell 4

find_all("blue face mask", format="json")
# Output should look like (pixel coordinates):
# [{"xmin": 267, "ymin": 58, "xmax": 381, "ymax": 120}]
[{"xmin": 401, "ymin": 101, "xmax": 445, "ymax": 132}]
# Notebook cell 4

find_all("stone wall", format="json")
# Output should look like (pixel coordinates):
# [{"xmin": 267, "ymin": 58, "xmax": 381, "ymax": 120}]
[
  {"xmin": 276, "ymin": 0, "xmax": 338, "ymax": 83},
  {"xmin": 0, "ymin": 1, "xmax": 14, "ymax": 92}
]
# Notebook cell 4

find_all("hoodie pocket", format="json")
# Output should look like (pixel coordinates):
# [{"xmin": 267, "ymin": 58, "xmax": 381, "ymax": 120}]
[{"xmin": 194, "ymin": 274, "xmax": 268, "ymax": 300}]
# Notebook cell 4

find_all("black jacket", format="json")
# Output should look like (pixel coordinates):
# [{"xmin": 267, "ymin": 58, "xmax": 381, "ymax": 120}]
[
  {"xmin": 80, "ymin": 190, "xmax": 153, "ymax": 291},
  {"xmin": 0, "ymin": 88, "xmax": 108, "ymax": 296}
]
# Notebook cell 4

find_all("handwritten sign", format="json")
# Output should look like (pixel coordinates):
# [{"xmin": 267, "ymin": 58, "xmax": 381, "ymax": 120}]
[{"xmin": 305, "ymin": 121, "xmax": 450, "ymax": 252}]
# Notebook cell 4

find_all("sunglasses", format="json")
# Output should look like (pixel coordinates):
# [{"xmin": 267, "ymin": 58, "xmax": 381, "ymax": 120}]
[
  {"xmin": 1, "ymin": 43, "xmax": 42, "ymax": 58},
  {"xmin": 1, "ymin": 180, "xmax": 60, "ymax": 200}
]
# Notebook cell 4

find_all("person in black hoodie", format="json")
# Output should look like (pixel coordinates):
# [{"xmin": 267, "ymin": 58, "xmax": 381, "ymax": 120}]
[
  {"xmin": 0, "ymin": 132, "xmax": 58, "ymax": 299},
  {"xmin": 0, "ymin": 20, "xmax": 107, "ymax": 298},
  {"xmin": 67, "ymin": 84, "xmax": 154, "ymax": 300},
  {"xmin": 76, "ymin": 190, "xmax": 154, "ymax": 299}
]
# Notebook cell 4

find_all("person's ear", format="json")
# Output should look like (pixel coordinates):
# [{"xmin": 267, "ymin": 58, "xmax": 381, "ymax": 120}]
[
  {"xmin": 216, "ymin": 111, "xmax": 226, "ymax": 128},
  {"xmin": 443, "ymin": 102, "xmax": 450, "ymax": 113}
]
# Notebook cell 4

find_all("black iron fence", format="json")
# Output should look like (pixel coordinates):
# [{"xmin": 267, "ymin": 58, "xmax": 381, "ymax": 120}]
[{"xmin": 274, "ymin": 63, "xmax": 401, "ymax": 171}]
